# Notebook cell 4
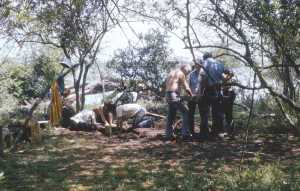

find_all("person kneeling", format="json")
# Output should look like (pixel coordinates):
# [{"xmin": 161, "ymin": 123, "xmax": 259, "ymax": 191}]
[
  {"xmin": 70, "ymin": 102, "xmax": 116, "ymax": 131},
  {"xmin": 116, "ymin": 103, "xmax": 157, "ymax": 129}
]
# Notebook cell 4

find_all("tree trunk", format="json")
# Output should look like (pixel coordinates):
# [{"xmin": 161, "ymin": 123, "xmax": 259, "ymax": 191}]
[
  {"xmin": 72, "ymin": 69, "xmax": 81, "ymax": 113},
  {"xmin": 76, "ymin": 59, "xmax": 85, "ymax": 112},
  {"xmin": 0, "ymin": 126, "xmax": 3, "ymax": 157},
  {"xmin": 283, "ymin": 56, "xmax": 296, "ymax": 100},
  {"xmin": 185, "ymin": 0, "xmax": 196, "ymax": 64},
  {"xmin": 74, "ymin": 86, "xmax": 80, "ymax": 112},
  {"xmin": 96, "ymin": 63, "xmax": 105, "ymax": 104},
  {"xmin": 80, "ymin": 64, "xmax": 91, "ymax": 110}
]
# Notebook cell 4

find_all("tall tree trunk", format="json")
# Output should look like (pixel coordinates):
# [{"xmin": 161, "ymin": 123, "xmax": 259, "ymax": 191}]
[
  {"xmin": 72, "ymin": 68, "xmax": 81, "ymax": 113},
  {"xmin": 96, "ymin": 63, "xmax": 105, "ymax": 103},
  {"xmin": 283, "ymin": 56, "xmax": 295, "ymax": 100},
  {"xmin": 185, "ymin": 0, "xmax": 196, "ymax": 64},
  {"xmin": 80, "ymin": 64, "xmax": 91, "ymax": 110},
  {"xmin": 75, "ymin": 58, "xmax": 85, "ymax": 112},
  {"xmin": 0, "ymin": 126, "xmax": 3, "ymax": 157}
]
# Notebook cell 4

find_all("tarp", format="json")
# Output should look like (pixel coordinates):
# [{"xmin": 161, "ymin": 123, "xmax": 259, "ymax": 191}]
[{"xmin": 50, "ymin": 81, "xmax": 62, "ymax": 126}]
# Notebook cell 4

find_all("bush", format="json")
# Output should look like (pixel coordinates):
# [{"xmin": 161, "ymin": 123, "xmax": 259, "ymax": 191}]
[
  {"xmin": 1, "ymin": 54, "xmax": 61, "ymax": 103},
  {"xmin": 107, "ymin": 29, "xmax": 176, "ymax": 97}
]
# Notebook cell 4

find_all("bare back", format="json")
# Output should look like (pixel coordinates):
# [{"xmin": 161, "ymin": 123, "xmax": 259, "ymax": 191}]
[{"xmin": 165, "ymin": 69, "xmax": 184, "ymax": 92}]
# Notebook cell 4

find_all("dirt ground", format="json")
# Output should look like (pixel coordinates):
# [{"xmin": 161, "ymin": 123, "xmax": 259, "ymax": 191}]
[{"xmin": 1, "ymin": 127, "xmax": 300, "ymax": 191}]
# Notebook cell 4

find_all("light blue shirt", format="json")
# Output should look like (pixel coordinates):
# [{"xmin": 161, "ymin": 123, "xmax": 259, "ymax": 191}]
[
  {"xmin": 203, "ymin": 58, "xmax": 226, "ymax": 86},
  {"xmin": 189, "ymin": 69, "xmax": 202, "ymax": 95}
]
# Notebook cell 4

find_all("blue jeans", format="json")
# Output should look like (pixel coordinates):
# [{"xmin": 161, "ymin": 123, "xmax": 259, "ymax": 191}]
[
  {"xmin": 222, "ymin": 90, "xmax": 236, "ymax": 134},
  {"xmin": 188, "ymin": 98, "xmax": 209, "ymax": 136},
  {"xmin": 202, "ymin": 90, "xmax": 224, "ymax": 135},
  {"xmin": 166, "ymin": 101, "xmax": 190, "ymax": 138}
]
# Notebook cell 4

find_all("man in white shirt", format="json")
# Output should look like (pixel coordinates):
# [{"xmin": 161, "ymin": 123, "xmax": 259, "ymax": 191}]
[
  {"xmin": 116, "ymin": 103, "xmax": 149, "ymax": 129},
  {"xmin": 116, "ymin": 103, "xmax": 163, "ymax": 129},
  {"xmin": 70, "ymin": 102, "xmax": 116, "ymax": 130}
]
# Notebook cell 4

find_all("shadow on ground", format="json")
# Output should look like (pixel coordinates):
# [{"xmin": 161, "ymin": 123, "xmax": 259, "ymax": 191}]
[{"xmin": 0, "ymin": 127, "xmax": 299, "ymax": 191}]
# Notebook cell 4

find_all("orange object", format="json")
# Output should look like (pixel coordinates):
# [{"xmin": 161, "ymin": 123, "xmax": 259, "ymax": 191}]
[{"xmin": 50, "ymin": 81, "xmax": 62, "ymax": 126}]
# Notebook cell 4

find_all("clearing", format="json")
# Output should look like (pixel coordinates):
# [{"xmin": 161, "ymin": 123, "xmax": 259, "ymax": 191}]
[{"xmin": 1, "ymin": 127, "xmax": 300, "ymax": 191}]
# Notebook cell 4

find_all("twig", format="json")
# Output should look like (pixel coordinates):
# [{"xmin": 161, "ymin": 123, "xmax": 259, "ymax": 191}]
[{"xmin": 240, "ymin": 73, "xmax": 256, "ymax": 169}]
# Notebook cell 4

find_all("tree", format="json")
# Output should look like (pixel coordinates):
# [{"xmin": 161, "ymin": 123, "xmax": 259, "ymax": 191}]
[
  {"xmin": 4, "ymin": 0, "xmax": 118, "ymax": 111},
  {"xmin": 122, "ymin": 0, "xmax": 300, "ymax": 130},
  {"xmin": 193, "ymin": 0, "xmax": 300, "ymax": 129},
  {"xmin": 0, "ymin": 0, "xmax": 13, "ymax": 157},
  {"xmin": 2, "ymin": 55, "xmax": 60, "ymax": 103},
  {"xmin": 108, "ymin": 29, "xmax": 176, "ymax": 97},
  {"xmin": 0, "ymin": 62, "xmax": 18, "ymax": 157}
]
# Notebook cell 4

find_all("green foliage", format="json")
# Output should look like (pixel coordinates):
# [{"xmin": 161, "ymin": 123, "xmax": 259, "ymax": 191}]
[
  {"xmin": 108, "ymin": 29, "xmax": 176, "ymax": 96},
  {"xmin": 1, "ymin": 54, "xmax": 61, "ymax": 103},
  {"xmin": 0, "ymin": 66, "xmax": 19, "ymax": 123},
  {"xmin": 215, "ymin": 163, "xmax": 297, "ymax": 191}
]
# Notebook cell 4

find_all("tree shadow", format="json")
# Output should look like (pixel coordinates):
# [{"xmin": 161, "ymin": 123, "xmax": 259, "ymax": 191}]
[{"xmin": 1, "ymin": 128, "xmax": 299, "ymax": 190}]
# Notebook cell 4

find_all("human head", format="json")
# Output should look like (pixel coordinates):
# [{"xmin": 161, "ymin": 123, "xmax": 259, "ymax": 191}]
[
  {"xmin": 180, "ymin": 64, "xmax": 192, "ymax": 75},
  {"xmin": 103, "ymin": 101, "xmax": 116, "ymax": 114},
  {"xmin": 194, "ymin": 59, "xmax": 203, "ymax": 70},
  {"xmin": 203, "ymin": 52, "xmax": 212, "ymax": 60}
]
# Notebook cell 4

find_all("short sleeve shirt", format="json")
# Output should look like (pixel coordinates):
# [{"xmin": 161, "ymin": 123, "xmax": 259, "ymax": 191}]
[
  {"xmin": 70, "ymin": 110, "xmax": 96, "ymax": 124},
  {"xmin": 203, "ymin": 58, "xmax": 226, "ymax": 86},
  {"xmin": 116, "ymin": 104, "xmax": 146, "ymax": 120},
  {"xmin": 189, "ymin": 69, "xmax": 203, "ymax": 95}
]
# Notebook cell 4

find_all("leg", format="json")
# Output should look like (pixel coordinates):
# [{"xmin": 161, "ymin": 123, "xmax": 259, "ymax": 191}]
[
  {"xmin": 199, "ymin": 98, "xmax": 209, "ymax": 137},
  {"xmin": 165, "ymin": 102, "xmax": 177, "ymax": 139},
  {"xmin": 117, "ymin": 118, "xmax": 124, "ymax": 129},
  {"xmin": 211, "ymin": 96, "xmax": 224, "ymax": 136},
  {"xmin": 187, "ymin": 101, "xmax": 196, "ymax": 135},
  {"xmin": 107, "ymin": 112, "xmax": 116, "ymax": 127},
  {"xmin": 224, "ymin": 91, "xmax": 236, "ymax": 134},
  {"xmin": 176, "ymin": 101, "xmax": 190, "ymax": 137},
  {"xmin": 136, "ymin": 116, "xmax": 154, "ymax": 128}
]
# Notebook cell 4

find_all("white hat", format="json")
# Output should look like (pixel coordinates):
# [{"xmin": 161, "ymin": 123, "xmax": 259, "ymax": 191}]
[{"xmin": 59, "ymin": 57, "xmax": 72, "ymax": 68}]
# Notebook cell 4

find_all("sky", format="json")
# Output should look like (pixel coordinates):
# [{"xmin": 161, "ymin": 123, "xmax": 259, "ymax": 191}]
[
  {"xmin": 0, "ymin": 21, "xmax": 191, "ymax": 63},
  {"xmin": 0, "ymin": 13, "xmax": 214, "ymax": 65}
]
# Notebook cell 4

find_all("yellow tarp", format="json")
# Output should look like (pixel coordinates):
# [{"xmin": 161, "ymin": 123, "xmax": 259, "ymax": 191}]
[
  {"xmin": 28, "ymin": 119, "xmax": 41, "ymax": 144},
  {"xmin": 50, "ymin": 81, "xmax": 62, "ymax": 126}
]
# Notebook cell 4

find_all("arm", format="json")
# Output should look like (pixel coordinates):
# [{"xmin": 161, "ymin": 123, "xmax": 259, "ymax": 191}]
[
  {"xmin": 107, "ymin": 112, "xmax": 115, "ymax": 127},
  {"xmin": 180, "ymin": 73, "xmax": 193, "ymax": 96},
  {"xmin": 145, "ymin": 111, "xmax": 166, "ymax": 119},
  {"xmin": 223, "ymin": 69, "xmax": 234, "ymax": 82},
  {"xmin": 117, "ymin": 117, "xmax": 124, "ymax": 129},
  {"xmin": 99, "ymin": 107, "xmax": 110, "ymax": 126}
]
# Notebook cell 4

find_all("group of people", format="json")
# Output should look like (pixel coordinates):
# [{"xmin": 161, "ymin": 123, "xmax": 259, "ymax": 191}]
[
  {"xmin": 164, "ymin": 52, "xmax": 236, "ymax": 141},
  {"xmin": 59, "ymin": 52, "xmax": 236, "ymax": 142},
  {"xmin": 62, "ymin": 100, "xmax": 163, "ymax": 131}
]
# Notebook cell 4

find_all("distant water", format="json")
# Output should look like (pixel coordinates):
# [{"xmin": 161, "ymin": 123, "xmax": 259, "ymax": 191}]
[
  {"xmin": 78, "ymin": 91, "xmax": 138, "ymax": 107},
  {"xmin": 65, "ymin": 66, "xmax": 270, "ymax": 105},
  {"xmin": 84, "ymin": 92, "xmax": 111, "ymax": 106}
]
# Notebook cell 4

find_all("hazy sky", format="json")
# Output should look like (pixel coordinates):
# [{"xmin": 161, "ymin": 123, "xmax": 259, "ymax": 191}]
[
  {"xmin": 0, "ymin": 20, "xmax": 191, "ymax": 63},
  {"xmin": 0, "ymin": 13, "xmax": 214, "ymax": 65}
]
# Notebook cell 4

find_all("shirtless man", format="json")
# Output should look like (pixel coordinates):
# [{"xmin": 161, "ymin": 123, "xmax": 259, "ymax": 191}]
[{"xmin": 165, "ymin": 64, "xmax": 193, "ymax": 141}]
